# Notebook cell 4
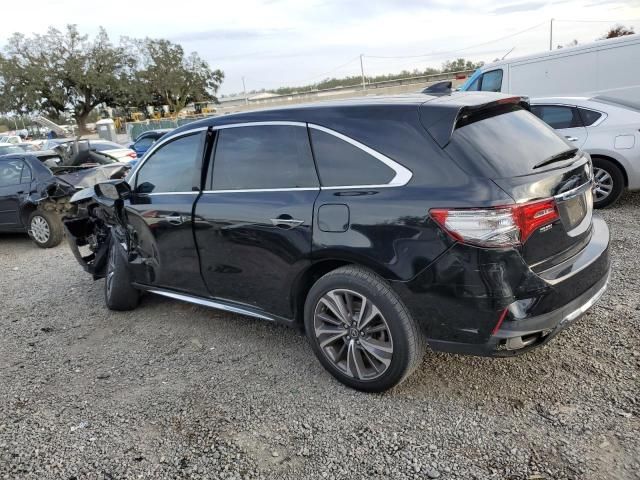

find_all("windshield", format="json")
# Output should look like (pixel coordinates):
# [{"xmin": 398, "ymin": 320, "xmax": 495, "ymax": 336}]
[{"xmin": 458, "ymin": 69, "xmax": 482, "ymax": 91}]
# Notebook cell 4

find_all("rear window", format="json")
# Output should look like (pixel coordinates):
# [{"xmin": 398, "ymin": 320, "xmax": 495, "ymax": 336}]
[{"xmin": 445, "ymin": 107, "xmax": 574, "ymax": 178}]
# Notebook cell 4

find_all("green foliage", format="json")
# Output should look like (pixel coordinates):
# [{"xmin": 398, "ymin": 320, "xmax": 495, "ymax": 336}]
[
  {"xmin": 0, "ymin": 25, "xmax": 224, "ymax": 131},
  {"xmin": 131, "ymin": 38, "xmax": 224, "ymax": 113},
  {"xmin": 601, "ymin": 25, "xmax": 635, "ymax": 39},
  {"xmin": 441, "ymin": 58, "xmax": 484, "ymax": 73}
]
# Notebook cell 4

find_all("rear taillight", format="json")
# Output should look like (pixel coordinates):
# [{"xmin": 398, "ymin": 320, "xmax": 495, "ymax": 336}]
[
  {"xmin": 127, "ymin": 151, "xmax": 137, "ymax": 159},
  {"xmin": 430, "ymin": 198, "xmax": 559, "ymax": 248}
]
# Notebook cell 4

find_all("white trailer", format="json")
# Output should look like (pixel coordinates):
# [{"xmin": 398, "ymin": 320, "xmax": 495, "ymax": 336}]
[{"xmin": 459, "ymin": 34, "xmax": 640, "ymax": 102}]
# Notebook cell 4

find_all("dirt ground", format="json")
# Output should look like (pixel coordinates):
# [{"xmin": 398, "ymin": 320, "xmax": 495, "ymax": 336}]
[{"xmin": 1, "ymin": 192, "xmax": 639, "ymax": 480}]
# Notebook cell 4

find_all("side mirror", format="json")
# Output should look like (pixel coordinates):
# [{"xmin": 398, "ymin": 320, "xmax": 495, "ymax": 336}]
[{"xmin": 94, "ymin": 180, "xmax": 131, "ymax": 201}]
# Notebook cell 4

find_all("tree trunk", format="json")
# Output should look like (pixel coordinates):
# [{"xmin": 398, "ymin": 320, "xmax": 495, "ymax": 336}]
[{"xmin": 76, "ymin": 109, "xmax": 92, "ymax": 135}]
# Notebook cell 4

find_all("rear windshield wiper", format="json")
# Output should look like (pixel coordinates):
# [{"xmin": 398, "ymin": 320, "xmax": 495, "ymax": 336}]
[{"xmin": 533, "ymin": 148, "xmax": 578, "ymax": 169}]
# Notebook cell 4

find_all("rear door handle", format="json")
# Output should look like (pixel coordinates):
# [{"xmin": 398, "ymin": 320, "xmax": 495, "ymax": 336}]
[
  {"xmin": 270, "ymin": 216, "xmax": 304, "ymax": 229},
  {"xmin": 565, "ymin": 136, "xmax": 578, "ymax": 142}
]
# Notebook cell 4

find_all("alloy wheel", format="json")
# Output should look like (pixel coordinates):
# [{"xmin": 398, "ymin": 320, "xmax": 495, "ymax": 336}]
[
  {"xmin": 30, "ymin": 215, "xmax": 50, "ymax": 245},
  {"xmin": 593, "ymin": 167, "xmax": 614, "ymax": 202},
  {"xmin": 313, "ymin": 289, "xmax": 393, "ymax": 381}
]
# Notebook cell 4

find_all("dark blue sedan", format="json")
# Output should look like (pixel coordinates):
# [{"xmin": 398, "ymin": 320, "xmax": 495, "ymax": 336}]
[{"xmin": 128, "ymin": 129, "xmax": 172, "ymax": 158}]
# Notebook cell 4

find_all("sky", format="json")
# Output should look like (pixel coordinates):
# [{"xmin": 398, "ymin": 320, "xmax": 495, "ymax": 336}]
[{"xmin": 1, "ymin": 0, "xmax": 639, "ymax": 95}]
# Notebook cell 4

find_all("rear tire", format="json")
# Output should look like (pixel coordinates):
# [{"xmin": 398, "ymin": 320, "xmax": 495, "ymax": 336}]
[
  {"xmin": 304, "ymin": 265, "xmax": 425, "ymax": 392},
  {"xmin": 105, "ymin": 237, "xmax": 140, "ymax": 311},
  {"xmin": 592, "ymin": 158, "xmax": 624, "ymax": 209},
  {"xmin": 28, "ymin": 210, "xmax": 63, "ymax": 248}
]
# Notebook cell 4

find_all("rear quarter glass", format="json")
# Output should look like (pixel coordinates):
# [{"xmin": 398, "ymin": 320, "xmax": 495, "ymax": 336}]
[{"xmin": 445, "ymin": 108, "xmax": 575, "ymax": 179}]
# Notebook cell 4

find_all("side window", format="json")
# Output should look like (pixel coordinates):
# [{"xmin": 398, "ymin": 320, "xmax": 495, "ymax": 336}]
[
  {"xmin": 530, "ymin": 105, "xmax": 582, "ymax": 129},
  {"xmin": 480, "ymin": 70, "xmax": 503, "ymax": 92},
  {"xmin": 309, "ymin": 129, "xmax": 395, "ymax": 187},
  {"xmin": 578, "ymin": 108, "xmax": 603, "ymax": 127},
  {"xmin": 0, "ymin": 159, "xmax": 25, "ymax": 187},
  {"xmin": 136, "ymin": 132, "xmax": 204, "ymax": 193},
  {"xmin": 211, "ymin": 125, "xmax": 318, "ymax": 190}
]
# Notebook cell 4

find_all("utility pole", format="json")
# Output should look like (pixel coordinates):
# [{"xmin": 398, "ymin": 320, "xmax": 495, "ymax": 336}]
[
  {"xmin": 549, "ymin": 18, "xmax": 554, "ymax": 51},
  {"xmin": 360, "ymin": 54, "xmax": 366, "ymax": 91},
  {"xmin": 242, "ymin": 76, "xmax": 248, "ymax": 105}
]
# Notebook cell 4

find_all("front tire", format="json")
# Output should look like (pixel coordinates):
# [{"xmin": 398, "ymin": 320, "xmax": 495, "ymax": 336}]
[
  {"xmin": 29, "ymin": 210, "xmax": 63, "ymax": 248},
  {"xmin": 105, "ymin": 237, "xmax": 140, "ymax": 311},
  {"xmin": 304, "ymin": 266, "xmax": 425, "ymax": 392},
  {"xmin": 592, "ymin": 157, "xmax": 624, "ymax": 208}
]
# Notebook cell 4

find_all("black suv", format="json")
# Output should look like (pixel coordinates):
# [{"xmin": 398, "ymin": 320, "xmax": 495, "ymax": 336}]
[{"xmin": 65, "ymin": 93, "xmax": 610, "ymax": 392}]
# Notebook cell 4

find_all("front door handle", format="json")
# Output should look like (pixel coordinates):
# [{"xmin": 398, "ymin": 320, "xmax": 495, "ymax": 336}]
[
  {"xmin": 270, "ymin": 215, "xmax": 304, "ymax": 229},
  {"xmin": 165, "ymin": 215, "xmax": 187, "ymax": 225},
  {"xmin": 565, "ymin": 136, "xmax": 578, "ymax": 142}
]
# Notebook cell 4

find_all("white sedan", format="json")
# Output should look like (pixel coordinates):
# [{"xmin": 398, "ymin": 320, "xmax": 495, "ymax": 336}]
[{"xmin": 530, "ymin": 96, "xmax": 640, "ymax": 208}]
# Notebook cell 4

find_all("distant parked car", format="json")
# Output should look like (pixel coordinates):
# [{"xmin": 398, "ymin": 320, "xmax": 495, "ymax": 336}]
[
  {"xmin": 129, "ymin": 129, "xmax": 172, "ymax": 158},
  {"xmin": 531, "ymin": 96, "xmax": 640, "ymax": 208},
  {"xmin": 47, "ymin": 139, "xmax": 137, "ymax": 164}
]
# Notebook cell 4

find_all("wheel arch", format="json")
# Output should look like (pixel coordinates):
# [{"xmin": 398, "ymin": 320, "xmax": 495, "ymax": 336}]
[
  {"xmin": 291, "ymin": 255, "xmax": 398, "ymax": 326},
  {"xmin": 590, "ymin": 153, "xmax": 629, "ymax": 187}
]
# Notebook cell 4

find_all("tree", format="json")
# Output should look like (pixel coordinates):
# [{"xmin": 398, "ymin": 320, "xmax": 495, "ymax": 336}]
[
  {"xmin": 0, "ymin": 25, "xmax": 135, "ymax": 133},
  {"xmin": 601, "ymin": 25, "xmax": 635, "ymax": 39},
  {"xmin": 441, "ymin": 58, "xmax": 484, "ymax": 73},
  {"xmin": 134, "ymin": 39, "xmax": 224, "ymax": 113}
]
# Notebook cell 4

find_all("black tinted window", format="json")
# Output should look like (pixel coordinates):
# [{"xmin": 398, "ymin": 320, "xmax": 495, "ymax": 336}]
[
  {"xmin": 0, "ymin": 159, "xmax": 25, "ymax": 187},
  {"xmin": 309, "ymin": 129, "xmax": 395, "ymax": 186},
  {"xmin": 578, "ymin": 108, "xmax": 603, "ymax": 127},
  {"xmin": 447, "ymin": 108, "xmax": 574, "ymax": 178},
  {"xmin": 212, "ymin": 125, "xmax": 318, "ymax": 190},
  {"xmin": 530, "ymin": 105, "xmax": 582, "ymax": 129},
  {"xmin": 480, "ymin": 70, "xmax": 503, "ymax": 92},
  {"xmin": 135, "ymin": 137, "xmax": 155, "ymax": 149},
  {"xmin": 136, "ymin": 133, "xmax": 203, "ymax": 193}
]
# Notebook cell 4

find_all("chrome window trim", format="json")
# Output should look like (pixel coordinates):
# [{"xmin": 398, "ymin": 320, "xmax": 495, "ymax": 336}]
[
  {"xmin": 203, "ymin": 187, "xmax": 320, "ymax": 194},
  {"xmin": 129, "ymin": 120, "xmax": 413, "ymax": 194}
]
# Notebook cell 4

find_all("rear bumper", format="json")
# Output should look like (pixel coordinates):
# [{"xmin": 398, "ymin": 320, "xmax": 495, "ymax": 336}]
[
  {"xmin": 426, "ymin": 268, "xmax": 609, "ymax": 356},
  {"xmin": 391, "ymin": 215, "xmax": 611, "ymax": 356}
]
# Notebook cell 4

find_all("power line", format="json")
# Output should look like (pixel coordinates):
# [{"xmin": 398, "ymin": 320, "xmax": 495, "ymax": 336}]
[
  {"xmin": 364, "ymin": 21, "xmax": 547, "ymax": 59},
  {"xmin": 554, "ymin": 18, "xmax": 640, "ymax": 23}
]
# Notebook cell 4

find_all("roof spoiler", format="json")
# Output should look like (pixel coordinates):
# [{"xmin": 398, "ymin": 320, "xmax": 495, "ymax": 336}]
[{"xmin": 421, "ymin": 96, "xmax": 530, "ymax": 148}]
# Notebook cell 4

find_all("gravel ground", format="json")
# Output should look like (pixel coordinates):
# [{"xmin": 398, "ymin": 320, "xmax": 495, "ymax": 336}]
[{"xmin": 1, "ymin": 192, "xmax": 639, "ymax": 480}]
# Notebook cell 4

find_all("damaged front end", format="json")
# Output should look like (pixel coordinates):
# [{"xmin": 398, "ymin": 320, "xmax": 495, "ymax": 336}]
[{"xmin": 63, "ymin": 180, "xmax": 131, "ymax": 279}]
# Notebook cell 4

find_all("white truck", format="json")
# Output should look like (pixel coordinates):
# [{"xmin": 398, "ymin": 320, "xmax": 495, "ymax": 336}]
[{"xmin": 459, "ymin": 34, "xmax": 640, "ymax": 102}]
